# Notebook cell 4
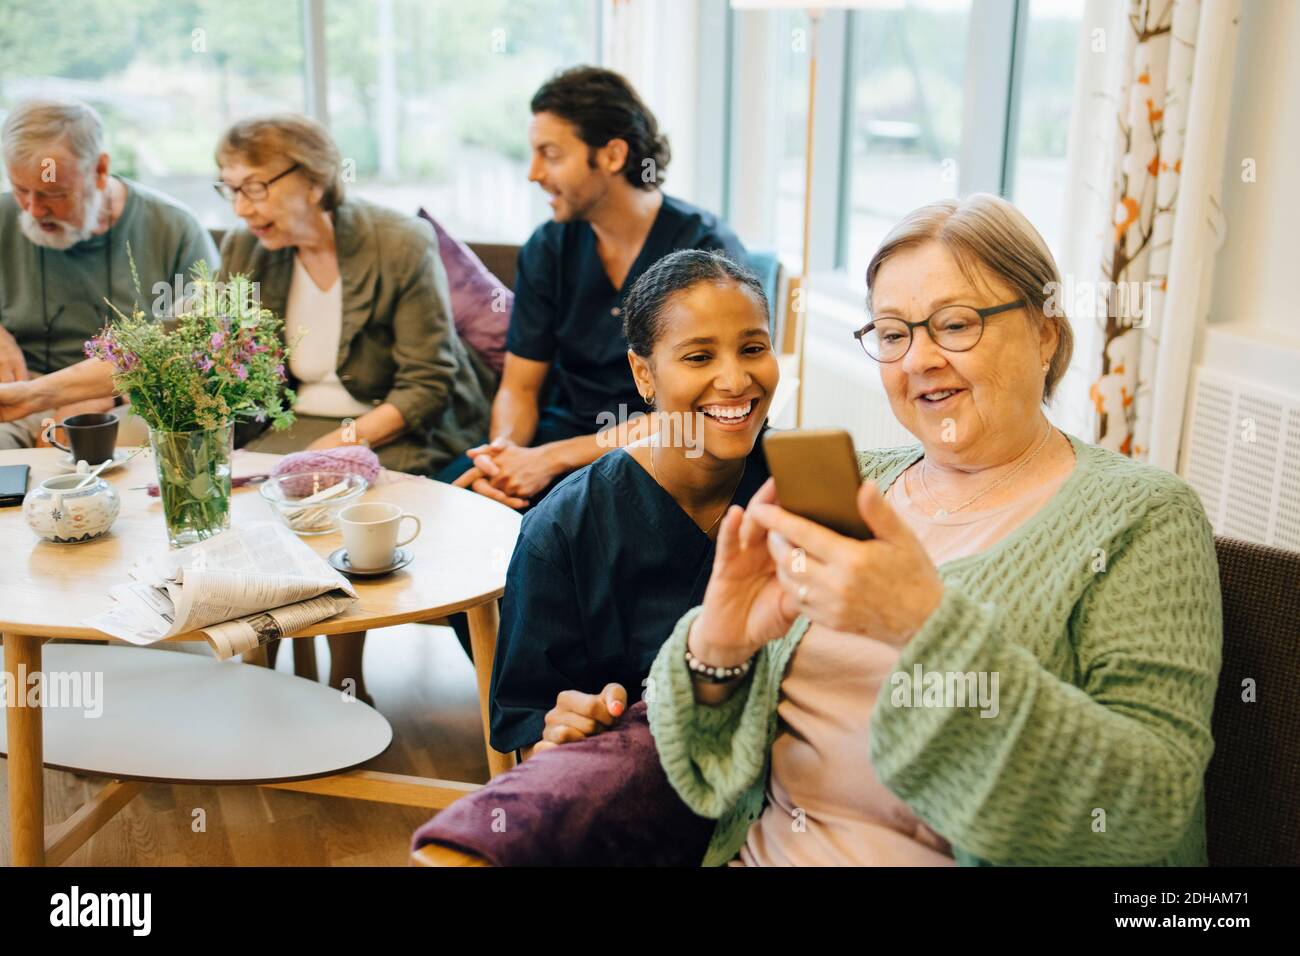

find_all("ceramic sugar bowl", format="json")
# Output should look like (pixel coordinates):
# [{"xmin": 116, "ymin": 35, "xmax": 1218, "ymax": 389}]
[{"xmin": 24, "ymin": 473, "xmax": 120, "ymax": 543}]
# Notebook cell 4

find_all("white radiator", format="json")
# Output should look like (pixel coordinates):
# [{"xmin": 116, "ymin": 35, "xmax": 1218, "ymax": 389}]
[{"xmin": 1180, "ymin": 364, "xmax": 1300, "ymax": 551}]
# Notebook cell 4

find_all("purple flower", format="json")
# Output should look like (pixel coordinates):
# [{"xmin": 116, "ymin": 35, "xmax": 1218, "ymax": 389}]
[
  {"xmin": 274, "ymin": 363, "xmax": 286, "ymax": 379},
  {"xmin": 210, "ymin": 332, "xmax": 226, "ymax": 351},
  {"xmin": 234, "ymin": 363, "xmax": 249, "ymax": 381}
]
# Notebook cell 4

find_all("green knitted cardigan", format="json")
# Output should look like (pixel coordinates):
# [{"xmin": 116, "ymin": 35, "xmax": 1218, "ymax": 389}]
[{"xmin": 647, "ymin": 432, "xmax": 1223, "ymax": 866}]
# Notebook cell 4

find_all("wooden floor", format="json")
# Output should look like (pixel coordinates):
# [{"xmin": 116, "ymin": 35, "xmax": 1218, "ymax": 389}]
[{"xmin": 0, "ymin": 624, "xmax": 487, "ymax": 866}]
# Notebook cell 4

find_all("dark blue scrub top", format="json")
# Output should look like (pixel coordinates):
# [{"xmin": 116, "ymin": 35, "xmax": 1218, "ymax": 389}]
[
  {"xmin": 488, "ymin": 437, "xmax": 771, "ymax": 752},
  {"xmin": 506, "ymin": 193, "xmax": 746, "ymax": 434}
]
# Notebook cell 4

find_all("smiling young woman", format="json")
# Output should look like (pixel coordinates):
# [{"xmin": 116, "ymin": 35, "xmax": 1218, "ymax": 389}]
[
  {"xmin": 623, "ymin": 252, "xmax": 779, "ymax": 537},
  {"xmin": 487, "ymin": 249, "xmax": 778, "ymax": 760}
]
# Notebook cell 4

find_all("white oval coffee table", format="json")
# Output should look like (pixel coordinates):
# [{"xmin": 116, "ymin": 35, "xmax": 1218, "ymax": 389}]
[{"xmin": 0, "ymin": 644, "xmax": 392, "ymax": 782}]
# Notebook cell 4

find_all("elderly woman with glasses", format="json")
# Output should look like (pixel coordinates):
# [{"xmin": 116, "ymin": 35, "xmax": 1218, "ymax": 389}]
[
  {"xmin": 215, "ymin": 115, "xmax": 494, "ymax": 701},
  {"xmin": 646, "ymin": 192, "xmax": 1223, "ymax": 866},
  {"xmin": 214, "ymin": 115, "xmax": 493, "ymax": 475}
]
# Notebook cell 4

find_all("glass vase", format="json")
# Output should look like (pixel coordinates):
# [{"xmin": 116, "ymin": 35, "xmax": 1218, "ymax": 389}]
[{"xmin": 148, "ymin": 422, "xmax": 234, "ymax": 548}]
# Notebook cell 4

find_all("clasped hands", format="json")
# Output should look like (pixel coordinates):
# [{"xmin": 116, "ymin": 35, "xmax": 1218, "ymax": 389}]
[{"xmin": 452, "ymin": 436, "xmax": 563, "ymax": 510}]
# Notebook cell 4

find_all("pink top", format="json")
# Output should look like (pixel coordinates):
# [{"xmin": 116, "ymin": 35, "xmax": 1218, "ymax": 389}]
[{"xmin": 735, "ymin": 459, "xmax": 1072, "ymax": 866}]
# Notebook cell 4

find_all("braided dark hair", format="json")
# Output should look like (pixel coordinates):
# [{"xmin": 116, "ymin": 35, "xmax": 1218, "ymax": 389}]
[
  {"xmin": 623, "ymin": 250, "xmax": 769, "ymax": 357},
  {"xmin": 531, "ymin": 66, "xmax": 671, "ymax": 190}
]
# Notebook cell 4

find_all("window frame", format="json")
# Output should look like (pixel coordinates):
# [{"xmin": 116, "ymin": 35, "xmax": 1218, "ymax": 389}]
[
  {"xmin": 297, "ymin": 0, "xmax": 605, "ymax": 206},
  {"xmin": 718, "ymin": 0, "xmax": 1032, "ymax": 275}
]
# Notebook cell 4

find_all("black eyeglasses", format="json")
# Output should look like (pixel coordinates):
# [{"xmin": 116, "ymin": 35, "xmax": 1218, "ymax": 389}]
[
  {"xmin": 853, "ymin": 299, "xmax": 1026, "ymax": 363},
  {"xmin": 213, "ymin": 163, "xmax": 301, "ymax": 202}
]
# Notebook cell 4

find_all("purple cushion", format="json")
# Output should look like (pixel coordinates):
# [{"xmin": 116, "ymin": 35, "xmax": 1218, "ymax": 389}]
[
  {"xmin": 417, "ymin": 208, "xmax": 510, "ymax": 375},
  {"xmin": 411, "ymin": 701, "xmax": 715, "ymax": 866}
]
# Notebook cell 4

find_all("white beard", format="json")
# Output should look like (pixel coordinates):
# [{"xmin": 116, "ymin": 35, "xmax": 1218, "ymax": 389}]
[{"xmin": 18, "ymin": 180, "xmax": 106, "ymax": 251}]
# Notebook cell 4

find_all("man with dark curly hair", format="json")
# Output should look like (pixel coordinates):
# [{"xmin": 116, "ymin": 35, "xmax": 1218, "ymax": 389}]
[{"xmin": 444, "ymin": 66, "xmax": 746, "ymax": 511}]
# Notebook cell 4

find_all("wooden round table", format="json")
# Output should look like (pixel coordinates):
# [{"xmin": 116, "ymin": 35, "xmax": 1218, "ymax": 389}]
[{"xmin": 0, "ymin": 446, "xmax": 522, "ymax": 866}]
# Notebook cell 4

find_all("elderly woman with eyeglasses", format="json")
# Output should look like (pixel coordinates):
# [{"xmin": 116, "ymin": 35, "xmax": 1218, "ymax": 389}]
[
  {"xmin": 214, "ymin": 115, "xmax": 493, "ymax": 474},
  {"xmin": 214, "ymin": 115, "xmax": 494, "ymax": 701},
  {"xmin": 646, "ymin": 192, "xmax": 1223, "ymax": 866}
]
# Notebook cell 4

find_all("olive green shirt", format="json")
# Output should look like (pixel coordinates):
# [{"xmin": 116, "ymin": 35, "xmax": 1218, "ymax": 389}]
[{"xmin": 0, "ymin": 176, "xmax": 216, "ymax": 374}]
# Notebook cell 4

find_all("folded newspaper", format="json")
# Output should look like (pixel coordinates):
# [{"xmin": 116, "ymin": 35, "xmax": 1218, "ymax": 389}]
[{"xmin": 85, "ymin": 521, "xmax": 359, "ymax": 660}]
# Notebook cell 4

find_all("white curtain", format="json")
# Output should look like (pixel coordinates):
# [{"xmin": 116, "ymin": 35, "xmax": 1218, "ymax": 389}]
[{"xmin": 1055, "ymin": 0, "xmax": 1240, "ymax": 464}]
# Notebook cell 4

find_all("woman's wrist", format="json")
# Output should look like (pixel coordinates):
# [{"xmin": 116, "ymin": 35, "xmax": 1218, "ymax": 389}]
[
  {"xmin": 684, "ymin": 644, "xmax": 753, "ymax": 684},
  {"xmin": 686, "ymin": 615, "xmax": 755, "ymax": 671}
]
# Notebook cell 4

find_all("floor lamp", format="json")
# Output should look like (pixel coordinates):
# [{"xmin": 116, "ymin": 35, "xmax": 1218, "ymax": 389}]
[{"xmin": 730, "ymin": 1, "xmax": 859, "ymax": 426}]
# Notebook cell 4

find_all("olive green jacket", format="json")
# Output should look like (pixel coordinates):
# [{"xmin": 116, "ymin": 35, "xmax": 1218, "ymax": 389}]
[{"xmin": 220, "ymin": 197, "xmax": 494, "ymax": 474}]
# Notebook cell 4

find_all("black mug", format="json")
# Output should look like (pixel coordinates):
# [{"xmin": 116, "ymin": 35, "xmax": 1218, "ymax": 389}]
[{"xmin": 42, "ymin": 412, "xmax": 119, "ymax": 466}]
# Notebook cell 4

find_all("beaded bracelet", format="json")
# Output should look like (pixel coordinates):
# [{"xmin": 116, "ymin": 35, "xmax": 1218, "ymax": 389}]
[{"xmin": 684, "ymin": 645, "xmax": 754, "ymax": 684}]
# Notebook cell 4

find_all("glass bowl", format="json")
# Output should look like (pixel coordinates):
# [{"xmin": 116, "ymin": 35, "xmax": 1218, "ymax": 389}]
[{"xmin": 259, "ymin": 472, "xmax": 368, "ymax": 535}]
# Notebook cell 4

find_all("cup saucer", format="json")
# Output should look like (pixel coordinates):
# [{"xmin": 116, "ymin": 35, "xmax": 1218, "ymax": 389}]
[
  {"xmin": 328, "ymin": 546, "xmax": 413, "ymax": 577},
  {"xmin": 56, "ymin": 447, "xmax": 140, "ymax": 474}
]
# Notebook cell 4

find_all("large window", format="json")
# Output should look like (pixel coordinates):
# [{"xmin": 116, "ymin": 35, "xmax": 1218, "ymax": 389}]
[
  {"xmin": 771, "ymin": 9, "xmax": 812, "ymax": 266},
  {"xmin": 725, "ymin": 0, "xmax": 1084, "ymax": 276},
  {"xmin": 1010, "ymin": 0, "xmax": 1086, "ymax": 258},
  {"xmin": 324, "ymin": 0, "xmax": 600, "ymax": 242},
  {"xmin": 0, "ymin": 0, "xmax": 600, "ymax": 238},
  {"xmin": 0, "ymin": 0, "xmax": 305, "ymax": 228},
  {"xmin": 846, "ymin": 0, "xmax": 972, "ymax": 273}
]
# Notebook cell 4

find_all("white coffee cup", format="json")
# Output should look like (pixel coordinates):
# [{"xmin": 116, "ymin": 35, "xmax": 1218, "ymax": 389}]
[{"xmin": 339, "ymin": 502, "xmax": 421, "ymax": 570}]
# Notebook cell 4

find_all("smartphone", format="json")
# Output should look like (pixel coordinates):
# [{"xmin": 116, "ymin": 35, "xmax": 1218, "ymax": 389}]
[
  {"xmin": 0, "ymin": 463, "xmax": 29, "ymax": 507},
  {"xmin": 762, "ymin": 429, "xmax": 872, "ymax": 540}
]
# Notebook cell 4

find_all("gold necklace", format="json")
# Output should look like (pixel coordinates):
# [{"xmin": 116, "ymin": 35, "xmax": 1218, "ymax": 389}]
[
  {"xmin": 918, "ymin": 424, "xmax": 1055, "ymax": 518},
  {"xmin": 649, "ymin": 445, "xmax": 740, "ymax": 536}
]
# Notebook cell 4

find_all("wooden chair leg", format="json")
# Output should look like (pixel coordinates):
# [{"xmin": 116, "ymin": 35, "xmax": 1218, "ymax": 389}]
[
  {"xmin": 5, "ymin": 633, "xmax": 46, "ymax": 865},
  {"xmin": 465, "ymin": 600, "xmax": 516, "ymax": 779},
  {"xmin": 292, "ymin": 636, "xmax": 320, "ymax": 681}
]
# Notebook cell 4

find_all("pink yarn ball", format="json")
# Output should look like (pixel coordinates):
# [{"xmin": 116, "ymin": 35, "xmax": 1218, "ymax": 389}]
[{"xmin": 272, "ymin": 446, "xmax": 382, "ymax": 483}]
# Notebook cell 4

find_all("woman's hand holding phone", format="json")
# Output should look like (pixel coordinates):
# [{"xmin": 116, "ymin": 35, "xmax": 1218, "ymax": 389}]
[
  {"xmin": 749, "ymin": 477, "xmax": 945, "ymax": 647},
  {"xmin": 687, "ymin": 480, "xmax": 800, "ymax": 698}
]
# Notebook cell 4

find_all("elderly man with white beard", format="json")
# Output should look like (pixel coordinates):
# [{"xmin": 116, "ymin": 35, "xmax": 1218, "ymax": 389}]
[{"xmin": 0, "ymin": 97, "xmax": 216, "ymax": 448}]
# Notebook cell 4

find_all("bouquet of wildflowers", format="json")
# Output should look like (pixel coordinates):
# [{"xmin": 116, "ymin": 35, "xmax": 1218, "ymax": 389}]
[{"xmin": 85, "ymin": 262, "xmax": 295, "ymax": 433}]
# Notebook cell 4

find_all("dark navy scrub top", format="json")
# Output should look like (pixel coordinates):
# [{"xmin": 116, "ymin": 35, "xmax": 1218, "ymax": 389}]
[
  {"xmin": 488, "ymin": 437, "xmax": 771, "ymax": 752},
  {"xmin": 506, "ymin": 193, "xmax": 746, "ymax": 436}
]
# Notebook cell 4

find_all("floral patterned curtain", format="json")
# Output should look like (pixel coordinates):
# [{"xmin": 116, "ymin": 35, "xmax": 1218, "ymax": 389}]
[{"xmin": 1089, "ymin": 0, "xmax": 1201, "ymax": 458}]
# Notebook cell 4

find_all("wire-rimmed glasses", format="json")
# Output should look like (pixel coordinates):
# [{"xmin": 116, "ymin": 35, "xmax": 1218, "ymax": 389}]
[{"xmin": 213, "ymin": 163, "xmax": 301, "ymax": 203}]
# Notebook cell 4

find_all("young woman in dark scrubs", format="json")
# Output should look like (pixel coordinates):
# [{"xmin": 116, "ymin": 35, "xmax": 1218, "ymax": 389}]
[{"xmin": 488, "ymin": 249, "xmax": 781, "ymax": 758}]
